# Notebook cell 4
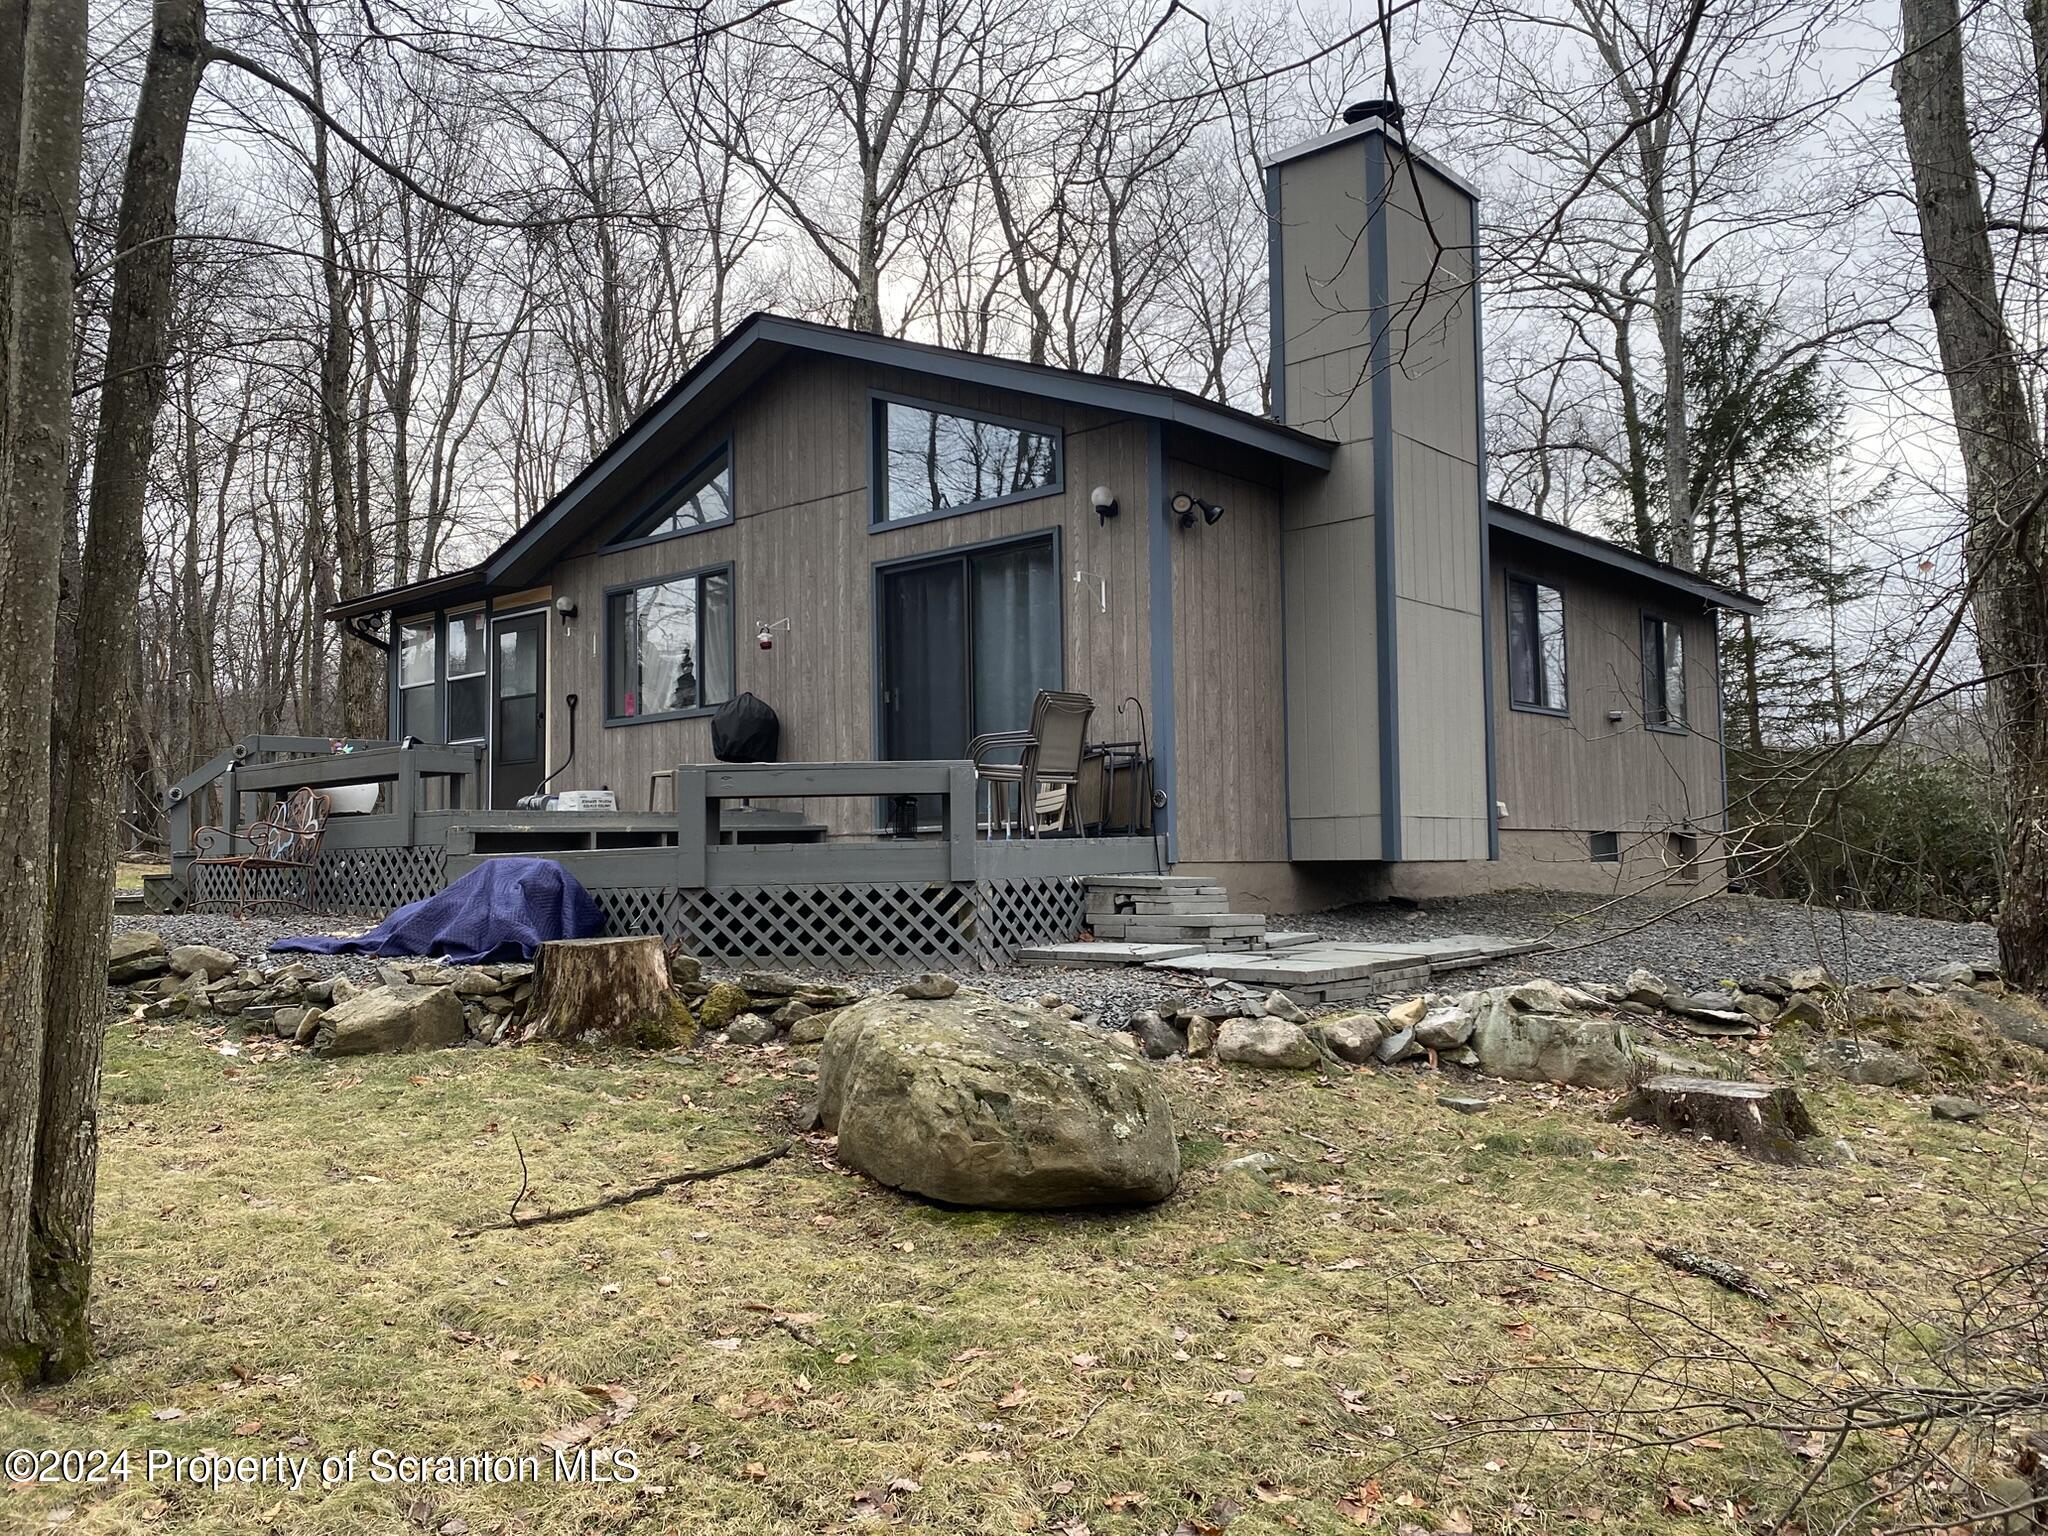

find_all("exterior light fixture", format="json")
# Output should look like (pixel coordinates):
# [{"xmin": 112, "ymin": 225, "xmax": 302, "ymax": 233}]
[
  {"xmin": 1091, "ymin": 484, "xmax": 1119, "ymax": 524},
  {"xmin": 757, "ymin": 617, "xmax": 791, "ymax": 651},
  {"xmin": 1171, "ymin": 493, "xmax": 1226, "ymax": 530},
  {"xmin": 554, "ymin": 595, "xmax": 578, "ymax": 624}
]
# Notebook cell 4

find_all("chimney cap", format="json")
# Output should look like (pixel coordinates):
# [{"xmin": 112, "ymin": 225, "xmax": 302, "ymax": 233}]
[{"xmin": 1342, "ymin": 98, "xmax": 1405, "ymax": 131}]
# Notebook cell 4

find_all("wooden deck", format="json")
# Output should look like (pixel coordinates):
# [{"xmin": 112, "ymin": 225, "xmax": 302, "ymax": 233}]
[{"xmin": 152, "ymin": 736, "xmax": 1163, "ymax": 969}]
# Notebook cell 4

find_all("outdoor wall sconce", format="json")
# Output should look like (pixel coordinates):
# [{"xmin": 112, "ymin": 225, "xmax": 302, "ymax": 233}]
[
  {"xmin": 1170, "ymin": 492, "xmax": 1225, "ymax": 530},
  {"xmin": 1091, "ymin": 484, "xmax": 1119, "ymax": 525},
  {"xmin": 757, "ymin": 617, "xmax": 792, "ymax": 651},
  {"xmin": 554, "ymin": 595, "xmax": 578, "ymax": 624},
  {"xmin": 1073, "ymin": 567, "xmax": 1108, "ymax": 613}
]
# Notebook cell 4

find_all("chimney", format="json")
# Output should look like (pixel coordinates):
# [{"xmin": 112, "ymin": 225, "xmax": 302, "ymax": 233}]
[{"xmin": 1262, "ymin": 107, "xmax": 1491, "ymax": 866}]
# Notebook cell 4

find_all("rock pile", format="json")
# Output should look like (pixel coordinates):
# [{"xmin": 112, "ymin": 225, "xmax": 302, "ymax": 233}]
[{"xmin": 106, "ymin": 931, "xmax": 537, "ymax": 1053}]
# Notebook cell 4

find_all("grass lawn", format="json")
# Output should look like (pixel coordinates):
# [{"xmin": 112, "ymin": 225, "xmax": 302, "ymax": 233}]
[
  {"xmin": 1, "ymin": 1012, "xmax": 2035, "ymax": 1534},
  {"xmin": 113, "ymin": 864, "xmax": 168, "ymax": 895}
]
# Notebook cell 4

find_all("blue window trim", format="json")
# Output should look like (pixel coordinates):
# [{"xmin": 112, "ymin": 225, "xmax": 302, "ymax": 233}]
[
  {"xmin": 1503, "ymin": 569, "xmax": 1570, "ymax": 717},
  {"xmin": 442, "ymin": 606, "xmax": 489, "ymax": 745},
  {"xmin": 602, "ymin": 440, "xmax": 736, "ymax": 554},
  {"xmin": 868, "ymin": 390, "xmax": 1065, "ymax": 531},
  {"xmin": 1639, "ymin": 608, "xmax": 1689, "ymax": 734},
  {"xmin": 602, "ymin": 560, "xmax": 738, "ymax": 728},
  {"xmin": 396, "ymin": 613, "xmax": 441, "ymax": 741}
]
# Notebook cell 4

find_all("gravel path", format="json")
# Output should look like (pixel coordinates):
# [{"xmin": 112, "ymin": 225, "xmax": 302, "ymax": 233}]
[{"xmin": 115, "ymin": 888, "xmax": 2001, "ymax": 1028}]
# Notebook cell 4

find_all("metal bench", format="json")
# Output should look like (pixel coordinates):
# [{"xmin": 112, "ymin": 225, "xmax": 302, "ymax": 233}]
[{"xmin": 190, "ymin": 786, "xmax": 332, "ymax": 919}]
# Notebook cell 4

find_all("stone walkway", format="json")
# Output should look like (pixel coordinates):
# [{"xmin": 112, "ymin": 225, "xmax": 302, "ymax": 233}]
[{"xmin": 1018, "ymin": 932, "xmax": 1547, "ymax": 1003}]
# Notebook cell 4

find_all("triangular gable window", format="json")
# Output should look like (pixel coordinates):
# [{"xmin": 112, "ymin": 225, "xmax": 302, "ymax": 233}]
[{"xmin": 608, "ymin": 447, "xmax": 733, "ymax": 547}]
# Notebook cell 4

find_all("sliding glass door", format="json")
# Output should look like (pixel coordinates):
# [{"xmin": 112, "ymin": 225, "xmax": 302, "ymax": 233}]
[{"xmin": 878, "ymin": 535, "xmax": 1060, "ymax": 818}]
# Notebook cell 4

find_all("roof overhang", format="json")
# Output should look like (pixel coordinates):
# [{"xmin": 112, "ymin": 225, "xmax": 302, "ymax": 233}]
[
  {"xmin": 330, "ymin": 567, "xmax": 491, "ymax": 622},
  {"xmin": 331, "ymin": 312, "xmax": 1334, "ymax": 618},
  {"xmin": 1487, "ymin": 503, "xmax": 1764, "ymax": 616}
]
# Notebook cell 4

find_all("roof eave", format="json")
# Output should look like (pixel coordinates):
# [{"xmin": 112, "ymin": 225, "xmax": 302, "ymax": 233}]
[{"xmin": 1487, "ymin": 506, "xmax": 1765, "ymax": 616}]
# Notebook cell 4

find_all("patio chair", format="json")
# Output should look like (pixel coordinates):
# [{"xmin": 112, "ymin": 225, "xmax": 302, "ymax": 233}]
[
  {"xmin": 969, "ymin": 690, "xmax": 1095, "ymax": 838},
  {"xmin": 190, "ymin": 786, "xmax": 332, "ymax": 919}
]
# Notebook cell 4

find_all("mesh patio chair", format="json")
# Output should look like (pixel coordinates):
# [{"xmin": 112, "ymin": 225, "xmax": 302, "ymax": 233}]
[
  {"xmin": 190, "ymin": 785, "xmax": 332, "ymax": 918},
  {"xmin": 969, "ymin": 690, "xmax": 1095, "ymax": 838}
]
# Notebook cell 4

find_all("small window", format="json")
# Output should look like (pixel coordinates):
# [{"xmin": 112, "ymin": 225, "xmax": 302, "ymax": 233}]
[
  {"xmin": 606, "ymin": 567, "xmax": 735, "ymax": 722},
  {"xmin": 609, "ymin": 449, "xmax": 733, "ymax": 546},
  {"xmin": 1506, "ymin": 576, "xmax": 1567, "ymax": 711},
  {"xmin": 1589, "ymin": 831, "xmax": 1619, "ymax": 863},
  {"xmin": 446, "ymin": 612, "xmax": 486, "ymax": 742},
  {"xmin": 398, "ymin": 618, "xmax": 437, "ymax": 740},
  {"xmin": 1641, "ymin": 614, "xmax": 1686, "ymax": 730},
  {"xmin": 875, "ymin": 397, "xmax": 1061, "ymax": 525}
]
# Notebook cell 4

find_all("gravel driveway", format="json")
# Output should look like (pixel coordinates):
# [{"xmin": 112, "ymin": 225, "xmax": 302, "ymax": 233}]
[{"xmin": 113, "ymin": 888, "xmax": 2002, "ymax": 1028}]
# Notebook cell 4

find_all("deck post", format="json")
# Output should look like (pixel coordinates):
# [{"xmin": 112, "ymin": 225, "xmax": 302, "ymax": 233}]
[
  {"xmin": 945, "ymin": 762, "xmax": 976, "ymax": 882},
  {"xmin": 674, "ymin": 765, "xmax": 712, "ymax": 888},
  {"xmin": 223, "ymin": 760, "xmax": 240, "ymax": 855},
  {"xmin": 394, "ymin": 747, "xmax": 421, "ymax": 847}
]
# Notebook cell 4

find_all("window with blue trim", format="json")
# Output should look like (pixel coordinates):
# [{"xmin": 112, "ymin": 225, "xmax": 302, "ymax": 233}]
[
  {"xmin": 609, "ymin": 449, "xmax": 733, "ymax": 545},
  {"xmin": 875, "ymin": 399, "xmax": 1060, "ymax": 524}
]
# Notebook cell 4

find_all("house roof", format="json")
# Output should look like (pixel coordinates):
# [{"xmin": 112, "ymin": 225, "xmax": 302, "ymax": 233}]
[
  {"xmin": 1486, "ymin": 501, "xmax": 1765, "ymax": 616},
  {"xmin": 332, "ymin": 312, "xmax": 1334, "ymax": 619}
]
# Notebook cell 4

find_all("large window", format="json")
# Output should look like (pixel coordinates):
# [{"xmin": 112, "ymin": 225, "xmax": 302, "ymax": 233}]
[
  {"xmin": 398, "ymin": 619, "xmax": 436, "ymax": 739},
  {"xmin": 874, "ymin": 397, "xmax": 1061, "ymax": 526},
  {"xmin": 1642, "ymin": 614, "xmax": 1686, "ymax": 730},
  {"xmin": 606, "ymin": 567, "xmax": 735, "ymax": 722},
  {"xmin": 609, "ymin": 448, "xmax": 733, "ymax": 546},
  {"xmin": 446, "ymin": 612, "xmax": 486, "ymax": 742},
  {"xmin": 1506, "ymin": 576, "xmax": 1567, "ymax": 712}
]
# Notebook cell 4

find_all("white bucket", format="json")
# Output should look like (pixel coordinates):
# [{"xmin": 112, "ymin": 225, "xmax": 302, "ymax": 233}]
[{"xmin": 325, "ymin": 783, "xmax": 380, "ymax": 814}]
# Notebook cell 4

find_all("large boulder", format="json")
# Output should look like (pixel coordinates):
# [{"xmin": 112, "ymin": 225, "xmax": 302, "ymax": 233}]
[
  {"xmin": 1470, "ymin": 990, "xmax": 1635, "ymax": 1089},
  {"xmin": 108, "ymin": 930, "xmax": 169, "ymax": 985},
  {"xmin": 311, "ymin": 984, "xmax": 465, "ymax": 1056},
  {"xmin": 818, "ymin": 993, "xmax": 1178, "ymax": 1209}
]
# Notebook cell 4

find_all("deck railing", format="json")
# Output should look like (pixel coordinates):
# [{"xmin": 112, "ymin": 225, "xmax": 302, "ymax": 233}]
[{"xmin": 166, "ymin": 735, "xmax": 483, "ymax": 874}]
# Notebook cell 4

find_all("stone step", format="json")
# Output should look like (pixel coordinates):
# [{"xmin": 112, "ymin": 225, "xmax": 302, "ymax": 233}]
[
  {"xmin": 1015, "ymin": 941, "xmax": 1205, "ymax": 967},
  {"xmin": 1083, "ymin": 876, "xmax": 1228, "ymax": 894},
  {"xmin": 1086, "ymin": 895, "xmax": 1233, "ymax": 915},
  {"xmin": 1260, "ymin": 931, "xmax": 1319, "ymax": 950}
]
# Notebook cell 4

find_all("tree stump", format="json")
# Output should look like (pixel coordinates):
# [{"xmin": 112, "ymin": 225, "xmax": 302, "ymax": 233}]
[
  {"xmin": 524, "ymin": 937, "xmax": 691, "ymax": 1047},
  {"xmin": 1610, "ymin": 1075, "xmax": 1818, "ymax": 1164}
]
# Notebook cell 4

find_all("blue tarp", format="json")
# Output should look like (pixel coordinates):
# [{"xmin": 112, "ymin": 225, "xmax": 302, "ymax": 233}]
[{"xmin": 270, "ymin": 857, "xmax": 607, "ymax": 964}]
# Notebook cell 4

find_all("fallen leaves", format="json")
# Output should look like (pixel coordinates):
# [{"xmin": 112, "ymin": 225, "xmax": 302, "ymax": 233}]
[{"xmin": 539, "ymin": 1383, "xmax": 637, "ymax": 1453}]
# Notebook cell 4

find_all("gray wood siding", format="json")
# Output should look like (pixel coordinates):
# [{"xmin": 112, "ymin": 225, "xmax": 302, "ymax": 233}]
[
  {"xmin": 1490, "ymin": 539, "xmax": 1725, "ymax": 837},
  {"xmin": 1276, "ymin": 135, "xmax": 1384, "ymax": 860},
  {"xmin": 1166, "ymin": 456, "xmax": 1288, "ymax": 864},
  {"xmin": 543, "ymin": 355, "xmax": 1154, "ymax": 833},
  {"xmin": 1384, "ymin": 152, "xmax": 1488, "ymax": 860}
]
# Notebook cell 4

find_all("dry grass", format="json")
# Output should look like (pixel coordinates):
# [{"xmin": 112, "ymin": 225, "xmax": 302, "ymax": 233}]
[{"xmin": 1, "ymin": 1008, "xmax": 2039, "ymax": 1535}]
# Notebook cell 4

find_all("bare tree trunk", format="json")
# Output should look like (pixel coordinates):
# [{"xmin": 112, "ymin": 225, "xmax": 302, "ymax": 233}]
[
  {"xmin": 0, "ymin": 0, "xmax": 86, "ymax": 1389},
  {"xmin": 1895, "ymin": 0, "xmax": 2048, "ymax": 985},
  {"xmin": 34, "ymin": 0, "xmax": 207, "ymax": 1380}
]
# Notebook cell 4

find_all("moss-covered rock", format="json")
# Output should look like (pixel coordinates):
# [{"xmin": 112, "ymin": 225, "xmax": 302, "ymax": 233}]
[
  {"xmin": 632, "ymin": 995, "xmax": 696, "ymax": 1050},
  {"xmin": 696, "ymin": 980, "xmax": 750, "ymax": 1035},
  {"xmin": 818, "ymin": 993, "xmax": 1179, "ymax": 1209}
]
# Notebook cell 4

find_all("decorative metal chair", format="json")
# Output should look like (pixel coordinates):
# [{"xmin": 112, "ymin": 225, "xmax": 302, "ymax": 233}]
[
  {"xmin": 190, "ymin": 786, "xmax": 332, "ymax": 918},
  {"xmin": 969, "ymin": 690, "xmax": 1095, "ymax": 838}
]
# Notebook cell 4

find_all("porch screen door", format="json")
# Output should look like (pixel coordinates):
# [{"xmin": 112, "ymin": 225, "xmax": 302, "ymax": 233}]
[{"xmin": 491, "ymin": 611, "xmax": 547, "ymax": 808}]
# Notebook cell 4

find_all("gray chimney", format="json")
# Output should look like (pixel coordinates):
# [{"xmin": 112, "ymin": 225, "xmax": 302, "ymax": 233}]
[{"xmin": 1260, "ymin": 112, "xmax": 1490, "ymax": 865}]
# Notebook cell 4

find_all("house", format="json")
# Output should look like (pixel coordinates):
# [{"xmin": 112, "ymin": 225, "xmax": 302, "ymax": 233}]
[{"xmin": 323, "ymin": 102, "xmax": 1760, "ymax": 916}]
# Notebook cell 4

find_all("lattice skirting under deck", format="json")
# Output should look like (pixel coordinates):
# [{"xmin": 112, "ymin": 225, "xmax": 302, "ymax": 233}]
[
  {"xmin": 164, "ymin": 861, "xmax": 1086, "ymax": 973},
  {"xmin": 177, "ymin": 845, "xmax": 446, "ymax": 919}
]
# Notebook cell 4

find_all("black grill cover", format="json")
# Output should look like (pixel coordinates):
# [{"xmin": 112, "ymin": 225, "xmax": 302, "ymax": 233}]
[{"xmin": 711, "ymin": 692, "xmax": 780, "ymax": 763}]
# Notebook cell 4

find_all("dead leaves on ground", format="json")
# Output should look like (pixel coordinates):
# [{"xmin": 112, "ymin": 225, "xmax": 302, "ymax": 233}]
[{"xmin": 538, "ymin": 1382, "xmax": 637, "ymax": 1453}]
